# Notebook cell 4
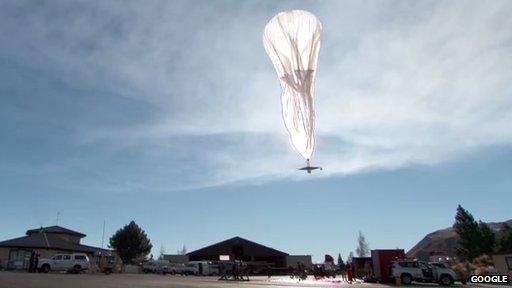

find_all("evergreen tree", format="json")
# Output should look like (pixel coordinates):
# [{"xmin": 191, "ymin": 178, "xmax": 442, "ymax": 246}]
[
  {"xmin": 453, "ymin": 205, "xmax": 481, "ymax": 261},
  {"xmin": 337, "ymin": 253, "xmax": 344, "ymax": 267},
  {"xmin": 355, "ymin": 231, "xmax": 370, "ymax": 257},
  {"xmin": 109, "ymin": 220, "xmax": 153, "ymax": 264},
  {"xmin": 496, "ymin": 223, "xmax": 512, "ymax": 253},
  {"xmin": 478, "ymin": 221, "xmax": 496, "ymax": 255}
]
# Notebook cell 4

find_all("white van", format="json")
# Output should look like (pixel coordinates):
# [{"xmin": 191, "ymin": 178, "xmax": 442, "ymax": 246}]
[{"xmin": 38, "ymin": 253, "xmax": 90, "ymax": 273}]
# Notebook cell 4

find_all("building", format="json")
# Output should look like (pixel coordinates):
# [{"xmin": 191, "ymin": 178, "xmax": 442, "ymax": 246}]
[
  {"xmin": 285, "ymin": 255, "xmax": 313, "ymax": 268},
  {"xmin": 492, "ymin": 252, "xmax": 512, "ymax": 278},
  {"xmin": 0, "ymin": 225, "xmax": 112, "ymax": 270},
  {"xmin": 185, "ymin": 236, "xmax": 311, "ymax": 268},
  {"xmin": 162, "ymin": 254, "xmax": 189, "ymax": 264}
]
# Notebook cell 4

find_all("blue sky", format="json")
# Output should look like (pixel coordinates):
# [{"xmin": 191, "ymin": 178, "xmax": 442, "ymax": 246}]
[{"xmin": 1, "ymin": 0, "xmax": 511, "ymax": 261}]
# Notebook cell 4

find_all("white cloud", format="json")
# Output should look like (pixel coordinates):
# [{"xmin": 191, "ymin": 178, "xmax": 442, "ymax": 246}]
[{"xmin": 1, "ymin": 1, "xmax": 511, "ymax": 190}]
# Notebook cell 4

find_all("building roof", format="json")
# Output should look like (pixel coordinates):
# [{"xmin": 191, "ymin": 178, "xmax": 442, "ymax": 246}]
[
  {"xmin": 187, "ymin": 236, "xmax": 288, "ymax": 257},
  {"xmin": 25, "ymin": 226, "xmax": 86, "ymax": 238},
  {"xmin": 0, "ymin": 232, "xmax": 109, "ymax": 254}
]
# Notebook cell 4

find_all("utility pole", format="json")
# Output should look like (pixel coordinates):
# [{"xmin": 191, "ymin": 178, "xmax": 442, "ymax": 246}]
[{"xmin": 56, "ymin": 212, "xmax": 60, "ymax": 225}]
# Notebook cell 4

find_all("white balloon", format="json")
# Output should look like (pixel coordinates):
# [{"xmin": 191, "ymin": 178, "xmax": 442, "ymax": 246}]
[{"xmin": 263, "ymin": 10, "xmax": 322, "ymax": 160}]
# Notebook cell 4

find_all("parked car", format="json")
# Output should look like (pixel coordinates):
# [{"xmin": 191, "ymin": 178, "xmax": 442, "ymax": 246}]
[
  {"xmin": 180, "ymin": 263, "xmax": 200, "ymax": 276},
  {"xmin": 166, "ymin": 263, "xmax": 185, "ymax": 275},
  {"xmin": 38, "ymin": 253, "xmax": 90, "ymax": 273},
  {"xmin": 389, "ymin": 260, "xmax": 457, "ymax": 286},
  {"xmin": 97, "ymin": 253, "xmax": 119, "ymax": 275},
  {"xmin": 142, "ymin": 260, "xmax": 171, "ymax": 274},
  {"xmin": 187, "ymin": 261, "xmax": 219, "ymax": 276}
]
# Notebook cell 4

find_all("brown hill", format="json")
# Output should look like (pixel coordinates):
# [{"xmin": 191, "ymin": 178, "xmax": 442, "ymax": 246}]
[{"xmin": 406, "ymin": 220, "xmax": 512, "ymax": 261}]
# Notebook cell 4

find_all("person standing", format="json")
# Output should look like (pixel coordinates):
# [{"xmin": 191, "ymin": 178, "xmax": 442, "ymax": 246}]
[
  {"xmin": 28, "ymin": 251, "xmax": 35, "ymax": 273},
  {"xmin": 363, "ymin": 261, "xmax": 371, "ymax": 279},
  {"xmin": 34, "ymin": 252, "xmax": 40, "ymax": 273},
  {"xmin": 340, "ymin": 264, "xmax": 347, "ymax": 281},
  {"xmin": 346, "ymin": 263, "xmax": 353, "ymax": 283}
]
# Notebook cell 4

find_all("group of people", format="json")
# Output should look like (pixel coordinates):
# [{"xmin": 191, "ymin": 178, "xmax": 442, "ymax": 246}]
[
  {"xmin": 218, "ymin": 261, "xmax": 249, "ymax": 281},
  {"xmin": 291, "ymin": 262, "xmax": 308, "ymax": 280},
  {"xmin": 338, "ymin": 263, "xmax": 354, "ymax": 283},
  {"xmin": 27, "ymin": 251, "xmax": 40, "ymax": 273}
]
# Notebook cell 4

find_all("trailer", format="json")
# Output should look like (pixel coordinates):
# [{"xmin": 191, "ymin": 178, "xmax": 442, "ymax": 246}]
[
  {"xmin": 371, "ymin": 249, "xmax": 405, "ymax": 282},
  {"xmin": 351, "ymin": 257, "xmax": 372, "ymax": 279}
]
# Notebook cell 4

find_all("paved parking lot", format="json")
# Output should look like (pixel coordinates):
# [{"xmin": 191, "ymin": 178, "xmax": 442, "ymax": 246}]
[{"xmin": 0, "ymin": 272, "xmax": 492, "ymax": 288}]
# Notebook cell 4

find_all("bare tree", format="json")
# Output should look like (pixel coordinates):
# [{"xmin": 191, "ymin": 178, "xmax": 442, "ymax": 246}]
[
  {"xmin": 355, "ymin": 231, "xmax": 370, "ymax": 257},
  {"xmin": 177, "ymin": 244, "xmax": 187, "ymax": 255},
  {"xmin": 158, "ymin": 244, "xmax": 166, "ymax": 260},
  {"xmin": 347, "ymin": 251, "xmax": 354, "ymax": 264}
]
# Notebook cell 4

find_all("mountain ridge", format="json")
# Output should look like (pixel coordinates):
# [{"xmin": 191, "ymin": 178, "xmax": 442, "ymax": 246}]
[{"xmin": 406, "ymin": 219, "xmax": 512, "ymax": 260}]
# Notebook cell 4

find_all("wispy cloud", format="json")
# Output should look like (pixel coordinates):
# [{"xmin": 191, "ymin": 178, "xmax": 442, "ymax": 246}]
[{"xmin": 1, "ymin": 0, "xmax": 511, "ymax": 191}]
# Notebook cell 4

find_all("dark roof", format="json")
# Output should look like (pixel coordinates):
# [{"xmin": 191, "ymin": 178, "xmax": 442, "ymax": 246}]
[
  {"xmin": 0, "ymin": 233, "xmax": 109, "ymax": 254},
  {"xmin": 26, "ymin": 226, "xmax": 86, "ymax": 238},
  {"xmin": 188, "ymin": 236, "xmax": 288, "ymax": 257}
]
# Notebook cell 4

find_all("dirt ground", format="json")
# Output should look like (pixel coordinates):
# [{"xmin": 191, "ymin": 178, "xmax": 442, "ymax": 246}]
[{"xmin": 0, "ymin": 271, "xmax": 488, "ymax": 288}]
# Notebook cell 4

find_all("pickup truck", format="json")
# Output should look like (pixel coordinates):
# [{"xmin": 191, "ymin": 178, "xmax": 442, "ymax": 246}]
[{"xmin": 389, "ymin": 260, "xmax": 457, "ymax": 286}]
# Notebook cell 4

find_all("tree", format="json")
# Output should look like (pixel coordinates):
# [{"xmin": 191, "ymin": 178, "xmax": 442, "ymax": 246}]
[
  {"xmin": 109, "ymin": 220, "xmax": 152, "ymax": 264},
  {"xmin": 337, "ymin": 253, "xmax": 344, "ymax": 267},
  {"xmin": 496, "ymin": 223, "xmax": 512, "ymax": 253},
  {"xmin": 158, "ymin": 244, "xmax": 166, "ymax": 260},
  {"xmin": 177, "ymin": 244, "xmax": 187, "ymax": 255},
  {"xmin": 478, "ymin": 221, "xmax": 495, "ymax": 255},
  {"xmin": 453, "ymin": 205, "xmax": 482, "ymax": 261},
  {"xmin": 347, "ymin": 251, "xmax": 354, "ymax": 264},
  {"xmin": 355, "ymin": 231, "xmax": 370, "ymax": 257}
]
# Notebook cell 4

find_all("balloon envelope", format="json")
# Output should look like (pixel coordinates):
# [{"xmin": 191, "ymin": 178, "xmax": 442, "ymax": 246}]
[{"xmin": 263, "ymin": 10, "xmax": 322, "ymax": 160}]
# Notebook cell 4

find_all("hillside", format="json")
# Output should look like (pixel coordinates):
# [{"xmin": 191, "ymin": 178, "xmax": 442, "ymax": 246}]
[{"xmin": 406, "ymin": 220, "xmax": 512, "ymax": 260}]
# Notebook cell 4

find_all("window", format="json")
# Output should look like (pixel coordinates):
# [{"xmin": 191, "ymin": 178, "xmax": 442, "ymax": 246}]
[
  {"xmin": 399, "ymin": 261, "xmax": 418, "ymax": 268},
  {"xmin": 506, "ymin": 256, "xmax": 512, "ymax": 270},
  {"xmin": 62, "ymin": 255, "xmax": 71, "ymax": 260},
  {"xmin": 53, "ymin": 255, "xmax": 63, "ymax": 260},
  {"xmin": 75, "ymin": 255, "xmax": 86, "ymax": 261}
]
